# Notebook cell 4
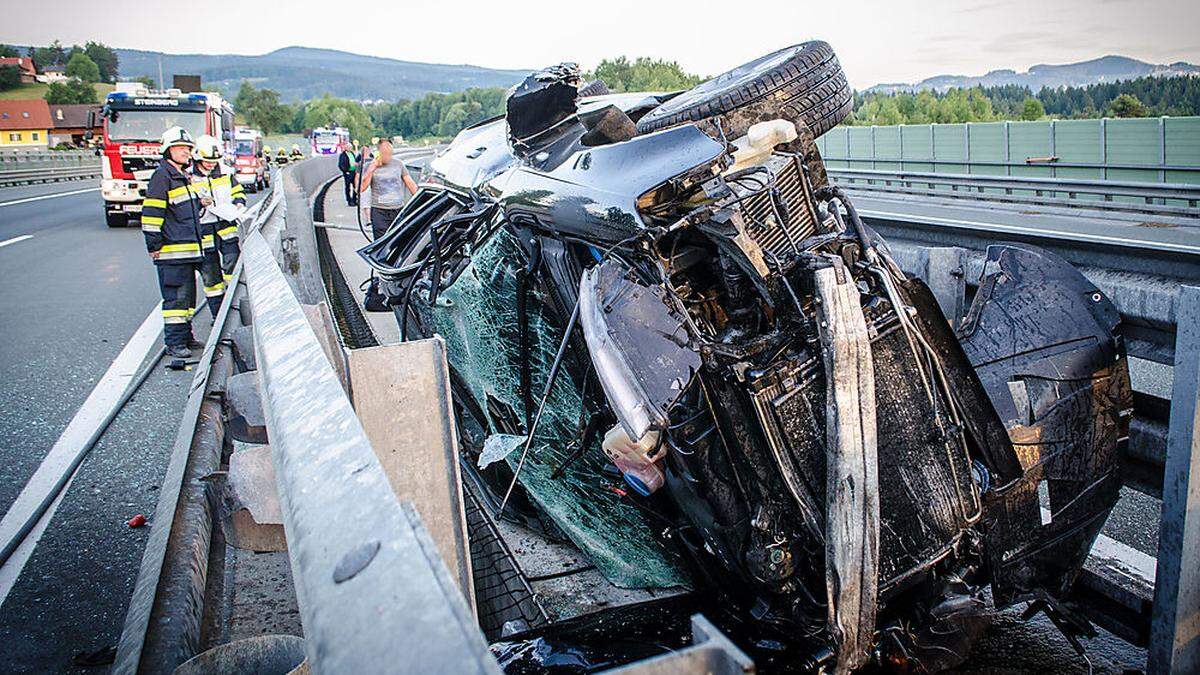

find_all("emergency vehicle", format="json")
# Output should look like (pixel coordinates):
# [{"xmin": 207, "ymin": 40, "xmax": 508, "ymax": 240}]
[
  {"xmin": 92, "ymin": 83, "xmax": 236, "ymax": 227},
  {"xmin": 310, "ymin": 126, "xmax": 349, "ymax": 156},
  {"xmin": 232, "ymin": 128, "xmax": 269, "ymax": 193}
]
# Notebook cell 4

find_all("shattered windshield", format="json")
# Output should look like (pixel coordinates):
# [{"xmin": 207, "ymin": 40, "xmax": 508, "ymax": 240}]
[{"xmin": 416, "ymin": 226, "xmax": 689, "ymax": 590}]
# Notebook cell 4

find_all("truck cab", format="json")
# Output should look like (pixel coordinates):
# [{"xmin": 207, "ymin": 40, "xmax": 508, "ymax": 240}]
[{"xmin": 232, "ymin": 128, "xmax": 269, "ymax": 193}]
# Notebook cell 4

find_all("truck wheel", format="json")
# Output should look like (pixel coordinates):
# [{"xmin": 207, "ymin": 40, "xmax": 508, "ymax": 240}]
[
  {"xmin": 634, "ymin": 41, "xmax": 852, "ymax": 139},
  {"xmin": 106, "ymin": 211, "xmax": 128, "ymax": 228}
]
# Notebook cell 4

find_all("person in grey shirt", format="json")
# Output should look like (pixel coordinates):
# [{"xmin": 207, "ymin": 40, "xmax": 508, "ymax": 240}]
[{"xmin": 358, "ymin": 138, "xmax": 419, "ymax": 311}]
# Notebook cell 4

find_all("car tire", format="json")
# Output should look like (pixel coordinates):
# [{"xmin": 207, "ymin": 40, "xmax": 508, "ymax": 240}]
[
  {"xmin": 105, "ymin": 211, "xmax": 128, "ymax": 228},
  {"xmin": 577, "ymin": 79, "xmax": 611, "ymax": 98},
  {"xmin": 634, "ymin": 41, "xmax": 852, "ymax": 139}
]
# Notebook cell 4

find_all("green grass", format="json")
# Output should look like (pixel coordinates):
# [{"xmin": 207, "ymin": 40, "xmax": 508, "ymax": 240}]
[{"xmin": 0, "ymin": 81, "xmax": 114, "ymax": 101}]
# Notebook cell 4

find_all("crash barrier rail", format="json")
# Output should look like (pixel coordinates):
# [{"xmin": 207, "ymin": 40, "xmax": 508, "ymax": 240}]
[
  {"xmin": 815, "ymin": 116, "xmax": 1200, "ymax": 182},
  {"xmin": 824, "ymin": 167, "xmax": 1200, "ymax": 216},
  {"xmin": 0, "ymin": 165, "xmax": 101, "ymax": 188},
  {"xmin": 0, "ymin": 149, "xmax": 97, "ymax": 168}
]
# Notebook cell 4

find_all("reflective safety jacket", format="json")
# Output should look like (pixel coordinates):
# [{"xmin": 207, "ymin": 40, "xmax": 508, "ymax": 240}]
[
  {"xmin": 141, "ymin": 160, "xmax": 205, "ymax": 264},
  {"xmin": 190, "ymin": 162, "xmax": 246, "ymax": 249}
]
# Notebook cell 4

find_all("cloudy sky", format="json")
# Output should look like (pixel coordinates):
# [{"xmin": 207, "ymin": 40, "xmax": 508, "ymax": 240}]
[{"xmin": 2, "ymin": 0, "xmax": 1197, "ymax": 88}]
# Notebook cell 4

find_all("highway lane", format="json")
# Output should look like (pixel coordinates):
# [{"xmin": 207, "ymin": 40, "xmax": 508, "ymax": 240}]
[{"xmin": 0, "ymin": 180, "xmax": 263, "ymax": 670}]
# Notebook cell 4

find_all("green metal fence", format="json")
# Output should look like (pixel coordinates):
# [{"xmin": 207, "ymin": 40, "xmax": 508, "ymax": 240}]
[{"xmin": 815, "ymin": 117, "xmax": 1200, "ymax": 185}]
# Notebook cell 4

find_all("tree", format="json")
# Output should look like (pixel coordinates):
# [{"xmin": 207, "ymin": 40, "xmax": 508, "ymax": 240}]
[
  {"xmin": 33, "ymin": 40, "xmax": 67, "ymax": 69},
  {"xmin": 135, "ymin": 75, "xmax": 157, "ymax": 88},
  {"xmin": 83, "ymin": 42, "xmax": 119, "ymax": 82},
  {"xmin": 233, "ymin": 81, "xmax": 293, "ymax": 135},
  {"xmin": 45, "ymin": 79, "xmax": 97, "ymax": 104},
  {"xmin": 1108, "ymin": 93, "xmax": 1149, "ymax": 118},
  {"xmin": 0, "ymin": 45, "xmax": 19, "ymax": 58},
  {"xmin": 1020, "ymin": 97, "xmax": 1045, "ymax": 121},
  {"xmin": 0, "ymin": 65, "xmax": 21, "ymax": 91},
  {"xmin": 65, "ymin": 53, "xmax": 100, "ymax": 83}
]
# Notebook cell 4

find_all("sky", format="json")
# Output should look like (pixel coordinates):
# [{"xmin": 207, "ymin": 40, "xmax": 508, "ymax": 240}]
[{"xmin": 2, "ymin": 0, "xmax": 1198, "ymax": 89}]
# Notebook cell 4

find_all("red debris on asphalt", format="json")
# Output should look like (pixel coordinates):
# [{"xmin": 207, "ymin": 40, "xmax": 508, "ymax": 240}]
[{"xmin": 126, "ymin": 514, "xmax": 147, "ymax": 528}]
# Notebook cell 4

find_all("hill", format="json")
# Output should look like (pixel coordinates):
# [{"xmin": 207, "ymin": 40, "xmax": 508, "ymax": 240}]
[
  {"xmin": 869, "ymin": 55, "xmax": 1200, "ymax": 94},
  {"xmin": 112, "ymin": 46, "xmax": 529, "ymax": 102}
]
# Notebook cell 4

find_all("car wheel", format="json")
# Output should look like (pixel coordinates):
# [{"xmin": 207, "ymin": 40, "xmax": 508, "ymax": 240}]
[
  {"xmin": 577, "ymin": 79, "xmax": 611, "ymax": 98},
  {"xmin": 105, "ymin": 211, "xmax": 128, "ymax": 228},
  {"xmin": 635, "ymin": 41, "xmax": 852, "ymax": 139}
]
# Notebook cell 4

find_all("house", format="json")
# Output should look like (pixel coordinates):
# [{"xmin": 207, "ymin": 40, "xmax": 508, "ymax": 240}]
[
  {"xmin": 0, "ymin": 57, "xmax": 38, "ymax": 84},
  {"xmin": 48, "ymin": 103, "xmax": 101, "ymax": 147},
  {"xmin": 37, "ymin": 66, "xmax": 69, "ymax": 85},
  {"xmin": 0, "ymin": 100, "xmax": 53, "ymax": 149}
]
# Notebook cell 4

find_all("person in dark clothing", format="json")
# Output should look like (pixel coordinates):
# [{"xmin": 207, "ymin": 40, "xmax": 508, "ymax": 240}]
[
  {"xmin": 337, "ymin": 143, "xmax": 358, "ymax": 205},
  {"xmin": 141, "ymin": 126, "xmax": 207, "ymax": 359}
]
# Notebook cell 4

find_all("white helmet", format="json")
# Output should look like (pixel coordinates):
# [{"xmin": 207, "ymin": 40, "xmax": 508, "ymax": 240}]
[
  {"xmin": 194, "ymin": 135, "xmax": 223, "ymax": 162},
  {"xmin": 160, "ymin": 126, "xmax": 194, "ymax": 156}
]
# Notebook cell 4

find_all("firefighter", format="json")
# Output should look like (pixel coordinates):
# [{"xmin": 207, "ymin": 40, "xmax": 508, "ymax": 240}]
[
  {"xmin": 276, "ymin": 147, "xmax": 288, "ymax": 165},
  {"xmin": 191, "ymin": 135, "xmax": 245, "ymax": 312},
  {"xmin": 141, "ymin": 126, "xmax": 206, "ymax": 359},
  {"xmin": 290, "ymin": 144, "xmax": 304, "ymax": 161}
]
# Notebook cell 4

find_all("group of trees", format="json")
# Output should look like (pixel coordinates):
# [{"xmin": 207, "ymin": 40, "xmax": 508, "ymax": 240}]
[
  {"xmin": 585, "ymin": 56, "xmax": 703, "ymax": 93},
  {"xmin": 849, "ymin": 75, "xmax": 1200, "ymax": 126},
  {"xmin": 236, "ymin": 83, "xmax": 377, "ymax": 139},
  {"xmin": 0, "ymin": 40, "xmax": 120, "ymax": 104}
]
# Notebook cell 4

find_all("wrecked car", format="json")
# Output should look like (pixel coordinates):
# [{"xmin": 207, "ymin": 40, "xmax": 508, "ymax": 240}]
[{"xmin": 360, "ymin": 42, "xmax": 1131, "ymax": 672}]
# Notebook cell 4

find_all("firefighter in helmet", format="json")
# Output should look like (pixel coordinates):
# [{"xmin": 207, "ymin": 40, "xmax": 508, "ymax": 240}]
[
  {"xmin": 290, "ymin": 143, "xmax": 304, "ymax": 161},
  {"xmin": 276, "ymin": 147, "xmax": 289, "ymax": 165},
  {"xmin": 190, "ymin": 135, "xmax": 245, "ymax": 315},
  {"xmin": 141, "ymin": 126, "xmax": 206, "ymax": 358}
]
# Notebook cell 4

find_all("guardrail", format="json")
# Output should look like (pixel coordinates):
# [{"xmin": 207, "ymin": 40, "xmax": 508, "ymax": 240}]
[
  {"xmin": 0, "ymin": 150, "xmax": 97, "ymax": 168},
  {"xmin": 826, "ymin": 167, "xmax": 1200, "ymax": 216},
  {"xmin": 0, "ymin": 165, "xmax": 101, "ymax": 188}
]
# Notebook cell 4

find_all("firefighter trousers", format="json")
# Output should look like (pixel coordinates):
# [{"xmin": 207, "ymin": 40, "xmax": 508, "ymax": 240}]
[
  {"xmin": 200, "ymin": 249, "xmax": 226, "ymax": 318},
  {"xmin": 158, "ymin": 262, "xmax": 200, "ymax": 347}
]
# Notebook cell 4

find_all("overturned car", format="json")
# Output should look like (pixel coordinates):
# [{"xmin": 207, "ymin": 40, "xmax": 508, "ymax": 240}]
[{"xmin": 361, "ymin": 42, "xmax": 1131, "ymax": 672}]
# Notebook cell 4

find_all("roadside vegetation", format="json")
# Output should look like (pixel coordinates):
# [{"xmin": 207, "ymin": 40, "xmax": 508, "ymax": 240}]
[{"xmin": 847, "ymin": 75, "xmax": 1200, "ymax": 125}]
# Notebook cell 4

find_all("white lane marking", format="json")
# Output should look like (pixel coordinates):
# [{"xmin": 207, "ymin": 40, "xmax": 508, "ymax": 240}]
[
  {"xmin": 0, "ymin": 235, "xmax": 32, "ymax": 249},
  {"xmin": 0, "ymin": 303, "xmax": 162, "ymax": 605},
  {"xmin": 860, "ymin": 208, "xmax": 1200, "ymax": 256},
  {"xmin": 0, "ymin": 186, "xmax": 100, "ymax": 208}
]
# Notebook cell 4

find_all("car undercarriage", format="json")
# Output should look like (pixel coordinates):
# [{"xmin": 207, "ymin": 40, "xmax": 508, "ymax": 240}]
[{"xmin": 360, "ymin": 43, "xmax": 1132, "ymax": 673}]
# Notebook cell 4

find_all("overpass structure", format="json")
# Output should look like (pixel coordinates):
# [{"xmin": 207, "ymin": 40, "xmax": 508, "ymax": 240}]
[{"xmin": 1, "ymin": 123, "xmax": 1196, "ymax": 673}]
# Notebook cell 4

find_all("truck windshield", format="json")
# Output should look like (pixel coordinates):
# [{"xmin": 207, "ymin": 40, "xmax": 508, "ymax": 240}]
[
  {"xmin": 107, "ymin": 110, "xmax": 206, "ymax": 143},
  {"xmin": 234, "ymin": 140, "xmax": 256, "ymax": 155}
]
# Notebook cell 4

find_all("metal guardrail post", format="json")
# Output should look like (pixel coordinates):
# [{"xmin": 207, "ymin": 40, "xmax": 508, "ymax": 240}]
[
  {"xmin": 1148, "ymin": 284, "xmax": 1200, "ymax": 674},
  {"xmin": 1160, "ymin": 117, "xmax": 1168, "ymax": 183},
  {"xmin": 240, "ymin": 230, "xmax": 499, "ymax": 674},
  {"xmin": 1101, "ymin": 118, "xmax": 1109, "ymax": 181}
]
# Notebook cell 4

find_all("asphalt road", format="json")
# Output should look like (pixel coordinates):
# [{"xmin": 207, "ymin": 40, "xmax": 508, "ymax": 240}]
[{"xmin": 0, "ymin": 179, "xmax": 262, "ymax": 672}]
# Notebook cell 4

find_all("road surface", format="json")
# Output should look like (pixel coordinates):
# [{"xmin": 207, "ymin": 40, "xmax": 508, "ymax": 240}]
[{"xmin": 0, "ymin": 179, "xmax": 264, "ymax": 671}]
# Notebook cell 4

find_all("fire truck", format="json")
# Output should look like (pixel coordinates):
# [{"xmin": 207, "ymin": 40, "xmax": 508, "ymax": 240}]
[
  {"xmin": 92, "ymin": 83, "xmax": 236, "ymax": 227},
  {"xmin": 232, "ymin": 128, "xmax": 269, "ymax": 193}
]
